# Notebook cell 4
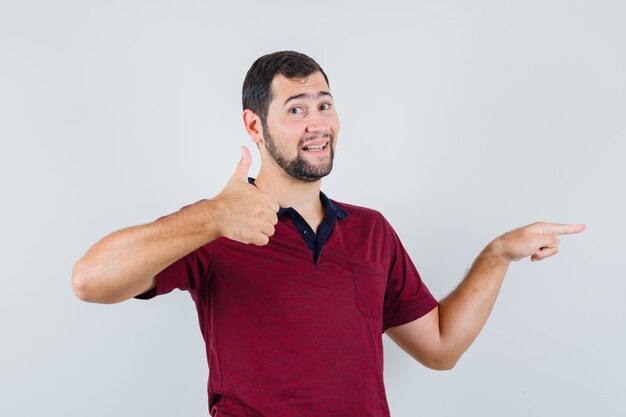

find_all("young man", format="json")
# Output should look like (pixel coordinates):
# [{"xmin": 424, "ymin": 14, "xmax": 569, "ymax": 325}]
[{"xmin": 72, "ymin": 51, "xmax": 585, "ymax": 417}]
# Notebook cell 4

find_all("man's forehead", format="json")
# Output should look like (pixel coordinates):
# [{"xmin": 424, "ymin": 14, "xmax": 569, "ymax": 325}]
[{"xmin": 269, "ymin": 72, "xmax": 330, "ymax": 104}]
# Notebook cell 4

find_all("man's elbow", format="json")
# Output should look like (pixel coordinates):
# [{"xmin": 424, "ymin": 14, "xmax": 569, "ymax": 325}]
[
  {"xmin": 427, "ymin": 358, "xmax": 457, "ymax": 371},
  {"xmin": 421, "ymin": 353, "xmax": 460, "ymax": 371},
  {"xmin": 72, "ymin": 259, "xmax": 98, "ymax": 302},
  {"xmin": 72, "ymin": 259, "xmax": 115, "ymax": 303}
]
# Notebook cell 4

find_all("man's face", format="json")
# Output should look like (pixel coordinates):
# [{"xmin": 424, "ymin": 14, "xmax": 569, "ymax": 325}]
[{"xmin": 261, "ymin": 71, "xmax": 340, "ymax": 182}]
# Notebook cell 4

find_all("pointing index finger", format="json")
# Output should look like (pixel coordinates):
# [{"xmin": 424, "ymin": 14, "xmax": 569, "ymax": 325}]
[{"xmin": 538, "ymin": 223, "xmax": 587, "ymax": 236}]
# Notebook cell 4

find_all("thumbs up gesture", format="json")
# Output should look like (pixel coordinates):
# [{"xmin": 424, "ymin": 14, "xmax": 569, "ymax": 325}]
[{"xmin": 212, "ymin": 147, "xmax": 280, "ymax": 246}]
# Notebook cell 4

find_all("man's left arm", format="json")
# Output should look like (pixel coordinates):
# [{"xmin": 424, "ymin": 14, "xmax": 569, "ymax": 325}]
[{"xmin": 385, "ymin": 221, "xmax": 586, "ymax": 370}]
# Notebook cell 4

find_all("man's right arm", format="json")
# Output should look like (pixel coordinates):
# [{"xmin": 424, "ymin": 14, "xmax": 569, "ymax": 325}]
[
  {"xmin": 72, "ymin": 199, "xmax": 223, "ymax": 304},
  {"xmin": 71, "ymin": 147, "xmax": 279, "ymax": 304}
]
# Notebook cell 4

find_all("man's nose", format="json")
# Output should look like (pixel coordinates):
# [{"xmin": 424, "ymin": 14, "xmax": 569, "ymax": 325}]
[{"xmin": 305, "ymin": 112, "xmax": 328, "ymax": 134}]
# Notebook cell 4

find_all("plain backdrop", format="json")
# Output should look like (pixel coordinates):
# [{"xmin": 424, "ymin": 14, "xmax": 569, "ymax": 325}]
[{"xmin": 1, "ymin": 1, "xmax": 624, "ymax": 416}]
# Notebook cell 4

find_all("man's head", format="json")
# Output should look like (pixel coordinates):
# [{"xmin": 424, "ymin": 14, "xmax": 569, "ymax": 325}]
[
  {"xmin": 242, "ymin": 51, "xmax": 330, "ymax": 128},
  {"xmin": 242, "ymin": 51, "xmax": 340, "ymax": 182}
]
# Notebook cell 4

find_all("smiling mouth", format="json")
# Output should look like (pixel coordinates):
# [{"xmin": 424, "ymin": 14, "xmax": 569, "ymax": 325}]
[{"xmin": 301, "ymin": 142, "xmax": 330, "ymax": 152}]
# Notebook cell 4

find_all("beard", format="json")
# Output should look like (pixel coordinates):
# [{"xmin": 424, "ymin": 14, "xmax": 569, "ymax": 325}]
[{"xmin": 262, "ymin": 125, "xmax": 335, "ymax": 182}]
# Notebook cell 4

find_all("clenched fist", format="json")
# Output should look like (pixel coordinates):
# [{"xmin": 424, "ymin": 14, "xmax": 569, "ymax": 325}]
[
  {"xmin": 211, "ymin": 146, "xmax": 280, "ymax": 246},
  {"xmin": 488, "ymin": 222, "xmax": 586, "ymax": 263}
]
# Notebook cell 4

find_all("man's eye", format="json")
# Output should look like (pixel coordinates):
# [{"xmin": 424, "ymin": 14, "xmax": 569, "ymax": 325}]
[
  {"xmin": 320, "ymin": 103, "xmax": 332, "ymax": 110},
  {"xmin": 289, "ymin": 107, "xmax": 303, "ymax": 114}
]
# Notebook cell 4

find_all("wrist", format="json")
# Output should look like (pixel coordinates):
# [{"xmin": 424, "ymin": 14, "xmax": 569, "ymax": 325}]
[
  {"xmin": 483, "ymin": 239, "xmax": 513, "ymax": 265},
  {"xmin": 190, "ymin": 198, "xmax": 225, "ymax": 240}
]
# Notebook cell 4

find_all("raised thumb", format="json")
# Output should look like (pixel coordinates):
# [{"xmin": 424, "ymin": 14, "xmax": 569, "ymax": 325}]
[{"xmin": 231, "ymin": 146, "xmax": 252, "ymax": 182}]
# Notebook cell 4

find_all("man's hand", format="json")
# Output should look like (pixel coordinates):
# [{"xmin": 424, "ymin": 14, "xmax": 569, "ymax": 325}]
[
  {"xmin": 487, "ymin": 221, "xmax": 586, "ymax": 263},
  {"xmin": 72, "ymin": 146, "xmax": 280, "ymax": 303},
  {"xmin": 386, "ymin": 221, "xmax": 586, "ymax": 370},
  {"xmin": 211, "ymin": 146, "xmax": 280, "ymax": 246}
]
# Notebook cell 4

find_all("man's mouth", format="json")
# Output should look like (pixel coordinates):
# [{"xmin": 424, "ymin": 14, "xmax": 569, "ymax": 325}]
[{"xmin": 301, "ymin": 141, "xmax": 330, "ymax": 153}]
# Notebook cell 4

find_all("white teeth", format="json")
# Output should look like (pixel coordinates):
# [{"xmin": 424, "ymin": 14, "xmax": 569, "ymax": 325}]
[{"xmin": 303, "ymin": 143, "xmax": 326, "ymax": 151}]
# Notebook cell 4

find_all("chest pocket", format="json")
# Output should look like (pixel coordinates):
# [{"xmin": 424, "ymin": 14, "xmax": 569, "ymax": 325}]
[{"xmin": 350, "ymin": 261, "xmax": 387, "ymax": 320}]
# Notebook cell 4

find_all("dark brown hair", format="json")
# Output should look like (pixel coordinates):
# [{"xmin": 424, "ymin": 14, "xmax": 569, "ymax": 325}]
[{"xmin": 242, "ymin": 51, "xmax": 330, "ymax": 126}]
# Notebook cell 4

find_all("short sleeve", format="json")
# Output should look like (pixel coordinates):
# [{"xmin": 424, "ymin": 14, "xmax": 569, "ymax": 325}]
[
  {"xmin": 133, "ymin": 209, "xmax": 215, "ymax": 300},
  {"xmin": 382, "ymin": 218, "xmax": 438, "ymax": 332},
  {"xmin": 133, "ymin": 244, "xmax": 214, "ymax": 300}
]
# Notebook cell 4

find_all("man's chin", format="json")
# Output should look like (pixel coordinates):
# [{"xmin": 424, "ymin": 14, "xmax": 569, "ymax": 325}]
[{"xmin": 287, "ymin": 166, "xmax": 333, "ymax": 182}]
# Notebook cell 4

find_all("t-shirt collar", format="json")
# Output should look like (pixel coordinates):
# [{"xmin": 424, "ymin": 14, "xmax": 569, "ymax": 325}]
[{"xmin": 247, "ymin": 177, "xmax": 348, "ymax": 219}]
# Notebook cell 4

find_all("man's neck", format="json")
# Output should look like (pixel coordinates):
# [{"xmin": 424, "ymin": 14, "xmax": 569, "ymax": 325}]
[{"xmin": 254, "ymin": 168, "xmax": 324, "ymax": 219}]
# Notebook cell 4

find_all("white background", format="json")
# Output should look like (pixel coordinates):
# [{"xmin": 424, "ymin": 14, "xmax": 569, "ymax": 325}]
[{"xmin": 1, "ymin": 1, "xmax": 624, "ymax": 416}]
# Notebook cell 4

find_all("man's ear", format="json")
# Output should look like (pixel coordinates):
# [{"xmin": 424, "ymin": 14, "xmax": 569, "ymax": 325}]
[{"xmin": 242, "ymin": 109, "xmax": 263, "ymax": 145}]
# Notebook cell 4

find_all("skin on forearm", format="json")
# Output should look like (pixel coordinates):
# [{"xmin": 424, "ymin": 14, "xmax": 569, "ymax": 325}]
[
  {"xmin": 385, "ymin": 222, "xmax": 583, "ymax": 370},
  {"xmin": 72, "ymin": 199, "xmax": 222, "ymax": 304},
  {"xmin": 72, "ymin": 148, "xmax": 280, "ymax": 304},
  {"xmin": 437, "ymin": 243, "xmax": 511, "ymax": 364}
]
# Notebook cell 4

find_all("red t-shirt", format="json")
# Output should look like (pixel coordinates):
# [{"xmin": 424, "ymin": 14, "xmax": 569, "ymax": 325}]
[{"xmin": 135, "ymin": 194, "xmax": 437, "ymax": 417}]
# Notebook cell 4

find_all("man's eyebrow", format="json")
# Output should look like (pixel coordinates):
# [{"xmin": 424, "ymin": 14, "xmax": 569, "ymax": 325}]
[{"xmin": 283, "ymin": 91, "xmax": 332, "ymax": 107}]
